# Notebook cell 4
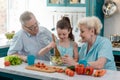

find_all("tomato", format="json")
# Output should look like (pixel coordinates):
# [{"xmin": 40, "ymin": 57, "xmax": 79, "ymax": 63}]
[
  {"xmin": 68, "ymin": 70, "xmax": 75, "ymax": 77},
  {"xmin": 65, "ymin": 68, "xmax": 71, "ymax": 75},
  {"xmin": 4, "ymin": 61, "xmax": 11, "ymax": 66},
  {"xmin": 75, "ymin": 64, "xmax": 84, "ymax": 75},
  {"xmin": 65, "ymin": 68, "xmax": 75, "ymax": 77},
  {"xmin": 84, "ymin": 66, "xmax": 94, "ymax": 75},
  {"xmin": 37, "ymin": 62, "xmax": 40, "ymax": 64}
]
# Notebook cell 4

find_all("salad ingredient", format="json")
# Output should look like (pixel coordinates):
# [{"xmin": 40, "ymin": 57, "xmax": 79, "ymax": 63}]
[
  {"xmin": 75, "ymin": 64, "xmax": 84, "ymax": 75},
  {"xmin": 93, "ymin": 69, "xmax": 106, "ymax": 77},
  {"xmin": 84, "ymin": 66, "xmax": 94, "ymax": 75},
  {"xmin": 65, "ymin": 68, "xmax": 75, "ymax": 77},
  {"xmin": 4, "ymin": 61, "xmax": 11, "ymax": 66},
  {"xmin": 5, "ymin": 55, "xmax": 22, "ymax": 65}
]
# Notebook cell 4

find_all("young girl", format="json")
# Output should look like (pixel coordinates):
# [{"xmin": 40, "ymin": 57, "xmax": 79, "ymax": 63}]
[{"xmin": 38, "ymin": 17, "xmax": 79, "ymax": 62}]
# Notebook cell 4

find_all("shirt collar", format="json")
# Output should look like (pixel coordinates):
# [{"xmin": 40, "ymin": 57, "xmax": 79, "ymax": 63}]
[{"xmin": 86, "ymin": 35, "xmax": 99, "ymax": 54}]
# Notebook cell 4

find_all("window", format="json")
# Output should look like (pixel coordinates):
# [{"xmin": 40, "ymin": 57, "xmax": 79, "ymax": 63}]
[
  {"xmin": 7, "ymin": 0, "xmax": 28, "ymax": 33},
  {"xmin": 0, "ymin": 0, "xmax": 53, "ymax": 36},
  {"xmin": 0, "ymin": 0, "xmax": 7, "ymax": 34}
]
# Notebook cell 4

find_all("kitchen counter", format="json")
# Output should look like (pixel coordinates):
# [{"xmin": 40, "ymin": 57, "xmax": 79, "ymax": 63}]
[
  {"xmin": 0, "ymin": 39, "xmax": 9, "ymax": 57},
  {"xmin": 0, "ymin": 39, "xmax": 9, "ymax": 48},
  {"xmin": 0, "ymin": 57, "xmax": 120, "ymax": 80},
  {"xmin": 113, "ymin": 47, "xmax": 120, "ymax": 51}
]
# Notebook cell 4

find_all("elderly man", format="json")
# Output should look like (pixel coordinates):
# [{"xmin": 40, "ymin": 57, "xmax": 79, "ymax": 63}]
[{"xmin": 7, "ymin": 11, "xmax": 52, "ymax": 62}]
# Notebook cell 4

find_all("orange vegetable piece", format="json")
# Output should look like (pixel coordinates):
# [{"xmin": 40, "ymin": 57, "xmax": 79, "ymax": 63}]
[{"xmin": 94, "ymin": 69, "xmax": 106, "ymax": 77}]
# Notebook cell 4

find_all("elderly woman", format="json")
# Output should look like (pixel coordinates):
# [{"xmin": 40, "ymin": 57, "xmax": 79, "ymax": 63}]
[{"xmin": 62, "ymin": 16, "xmax": 116, "ymax": 70}]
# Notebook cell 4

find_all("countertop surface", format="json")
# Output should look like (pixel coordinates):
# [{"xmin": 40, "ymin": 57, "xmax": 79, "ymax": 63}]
[
  {"xmin": 0, "ymin": 39, "xmax": 9, "ymax": 48},
  {"xmin": 0, "ymin": 57, "xmax": 120, "ymax": 80}
]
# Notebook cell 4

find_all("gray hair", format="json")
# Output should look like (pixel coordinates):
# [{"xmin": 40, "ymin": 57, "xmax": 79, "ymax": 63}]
[
  {"xmin": 78, "ymin": 16, "xmax": 102, "ymax": 35},
  {"xmin": 19, "ymin": 11, "xmax": 36, "ymax": 25}
]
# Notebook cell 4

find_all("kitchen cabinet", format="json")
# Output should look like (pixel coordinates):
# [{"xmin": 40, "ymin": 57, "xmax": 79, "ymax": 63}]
[
  {"xmin": 0, "ymin": 47, "xmax": 9, "ymax": 57},
  {"xmin": 47, "ymin": 0, "xmax": 86, "ymax": 7},
  {"xmin": 113, "ymin": 51, "xmax": 120, "ymax": 70},
  {"xmin": 47, "ymin": 0, "xmax": 104, "ymax": 36},
  {"xmin": 113, "ymin": 51, "xmax": 120, "ymax": 56}
]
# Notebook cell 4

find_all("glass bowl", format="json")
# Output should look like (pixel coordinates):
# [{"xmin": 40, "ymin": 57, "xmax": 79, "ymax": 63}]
[{"xmin": 50, "ymin": 56, "xmax": 63, "ymax": 66}]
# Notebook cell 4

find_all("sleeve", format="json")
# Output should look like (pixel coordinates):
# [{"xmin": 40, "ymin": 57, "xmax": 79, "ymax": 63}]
[
  {"xmin": 7, "ymin": 31, "xmax": 23, "ymax": 55},
  {"xmin": 98, "ymin": 38, "xmax": 114, "ymax": 61},
  {"xmin": 45, "ymin": 27, "xmax": 52, "ymax": 42},
  {"xmin": 42, "ymin": 27, "xmax": 52, "ymax": 43}
]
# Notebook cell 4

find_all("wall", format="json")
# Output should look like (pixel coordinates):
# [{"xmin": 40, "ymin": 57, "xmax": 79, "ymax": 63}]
[
  {"xmin": 2, "ymin": 0, "xmax": 120, "ymax": 39},
  {"xmin": 104, "ymin": 0, "xmax": 120, "ymax": 38},
  {"xmin": 36, "ymin": 0, "xmax": 86, "ymax": 45}
]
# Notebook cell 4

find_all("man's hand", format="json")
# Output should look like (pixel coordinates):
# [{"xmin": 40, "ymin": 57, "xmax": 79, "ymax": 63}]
[{"xmin": 12, "ymin": 53, "xmax": 27, "ymax": 62}]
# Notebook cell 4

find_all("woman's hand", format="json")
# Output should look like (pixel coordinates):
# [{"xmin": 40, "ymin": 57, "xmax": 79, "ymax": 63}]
[
  {"xmin": 88, "ymin": 57, "xmax": 107, "ymax": 69},
  {"xmin": 62, "ymin": 54, "xmax": 78, "ymax": 66}
]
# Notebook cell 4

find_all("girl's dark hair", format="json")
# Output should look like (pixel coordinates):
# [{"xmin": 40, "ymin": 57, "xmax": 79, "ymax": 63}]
[
  {"xmin": 62, "ymin": 16, "xmax": 71, "ymax": 24},
  {"xmin": 56, "ymin": 17, "xmax": 74, "ymax": 41}
]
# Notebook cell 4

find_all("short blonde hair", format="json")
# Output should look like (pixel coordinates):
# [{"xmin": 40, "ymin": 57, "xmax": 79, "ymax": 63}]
[{"xmin": 78, "ymin": 16, "xmax": 102, "ymax": 35}]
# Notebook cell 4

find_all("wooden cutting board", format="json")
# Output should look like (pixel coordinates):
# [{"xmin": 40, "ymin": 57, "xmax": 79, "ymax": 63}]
[
  {"xmin": 25, "ymin": 65, "xmax": 56, "ymax": 73},
  {"xmin": 25, "ymin": 62, "xmax": 64, "ymax": 73}
]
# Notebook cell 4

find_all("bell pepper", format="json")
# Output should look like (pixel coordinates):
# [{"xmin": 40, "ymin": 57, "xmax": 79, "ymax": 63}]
[
  {"xmin": 84, "ymin": 66, "xmax": 94, "ymax": 75},
  {"xmin": 75, "ymin": 64, "xmax": 84, "ymax": 75}
]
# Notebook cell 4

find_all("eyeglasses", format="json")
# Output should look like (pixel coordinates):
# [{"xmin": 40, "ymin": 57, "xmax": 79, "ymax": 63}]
[{"xmin": 24, "ymin": 22, "xmax": 39, "ymax": 31}]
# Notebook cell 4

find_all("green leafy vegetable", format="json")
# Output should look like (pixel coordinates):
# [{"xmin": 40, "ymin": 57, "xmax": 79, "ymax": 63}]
[{"xmin": 5, "ymin": 55, "xmax": 22, "ymax": 65}]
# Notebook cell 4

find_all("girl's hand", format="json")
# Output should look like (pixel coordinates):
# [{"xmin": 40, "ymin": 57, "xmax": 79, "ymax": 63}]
[
  {"xmin": 62, "ymin": 54, "xmax": 78, "ymax": 66},
  {"xmin": 47, "ymin": 41, "xmax": 56, "ymax": 50},
  {"xmin": 38, "ymin": 41, "xmax": 56, "ymax": 56}
]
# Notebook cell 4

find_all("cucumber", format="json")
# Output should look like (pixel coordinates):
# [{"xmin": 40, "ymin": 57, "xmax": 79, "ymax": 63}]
[{"xmin": 67, "ymin": 66, "xmax": 75, "ymax": 71}]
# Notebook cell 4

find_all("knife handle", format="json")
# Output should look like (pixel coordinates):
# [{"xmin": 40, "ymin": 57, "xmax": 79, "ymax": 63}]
[{"xmin": 52, "ymin": 34, "xmax": 61, "ymax": 57}]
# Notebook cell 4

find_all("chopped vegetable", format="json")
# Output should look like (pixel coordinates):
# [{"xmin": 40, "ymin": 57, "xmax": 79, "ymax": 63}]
[{"xmin": 50, "ymin": 56, "xmax": 63, "ymax": 65}]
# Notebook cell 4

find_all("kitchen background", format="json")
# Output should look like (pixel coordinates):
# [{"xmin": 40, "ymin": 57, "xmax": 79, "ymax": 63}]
[
  {"xmin": 104, "ymin": 0, "xmax": 120, "ymax": 38},
  {"xmin": 0, "ymin": 0, "xmax": 120, "ymax": 70},
  {"xmin": 0, "ymin": 0, "xmax": 120, "ymax": 43}
]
